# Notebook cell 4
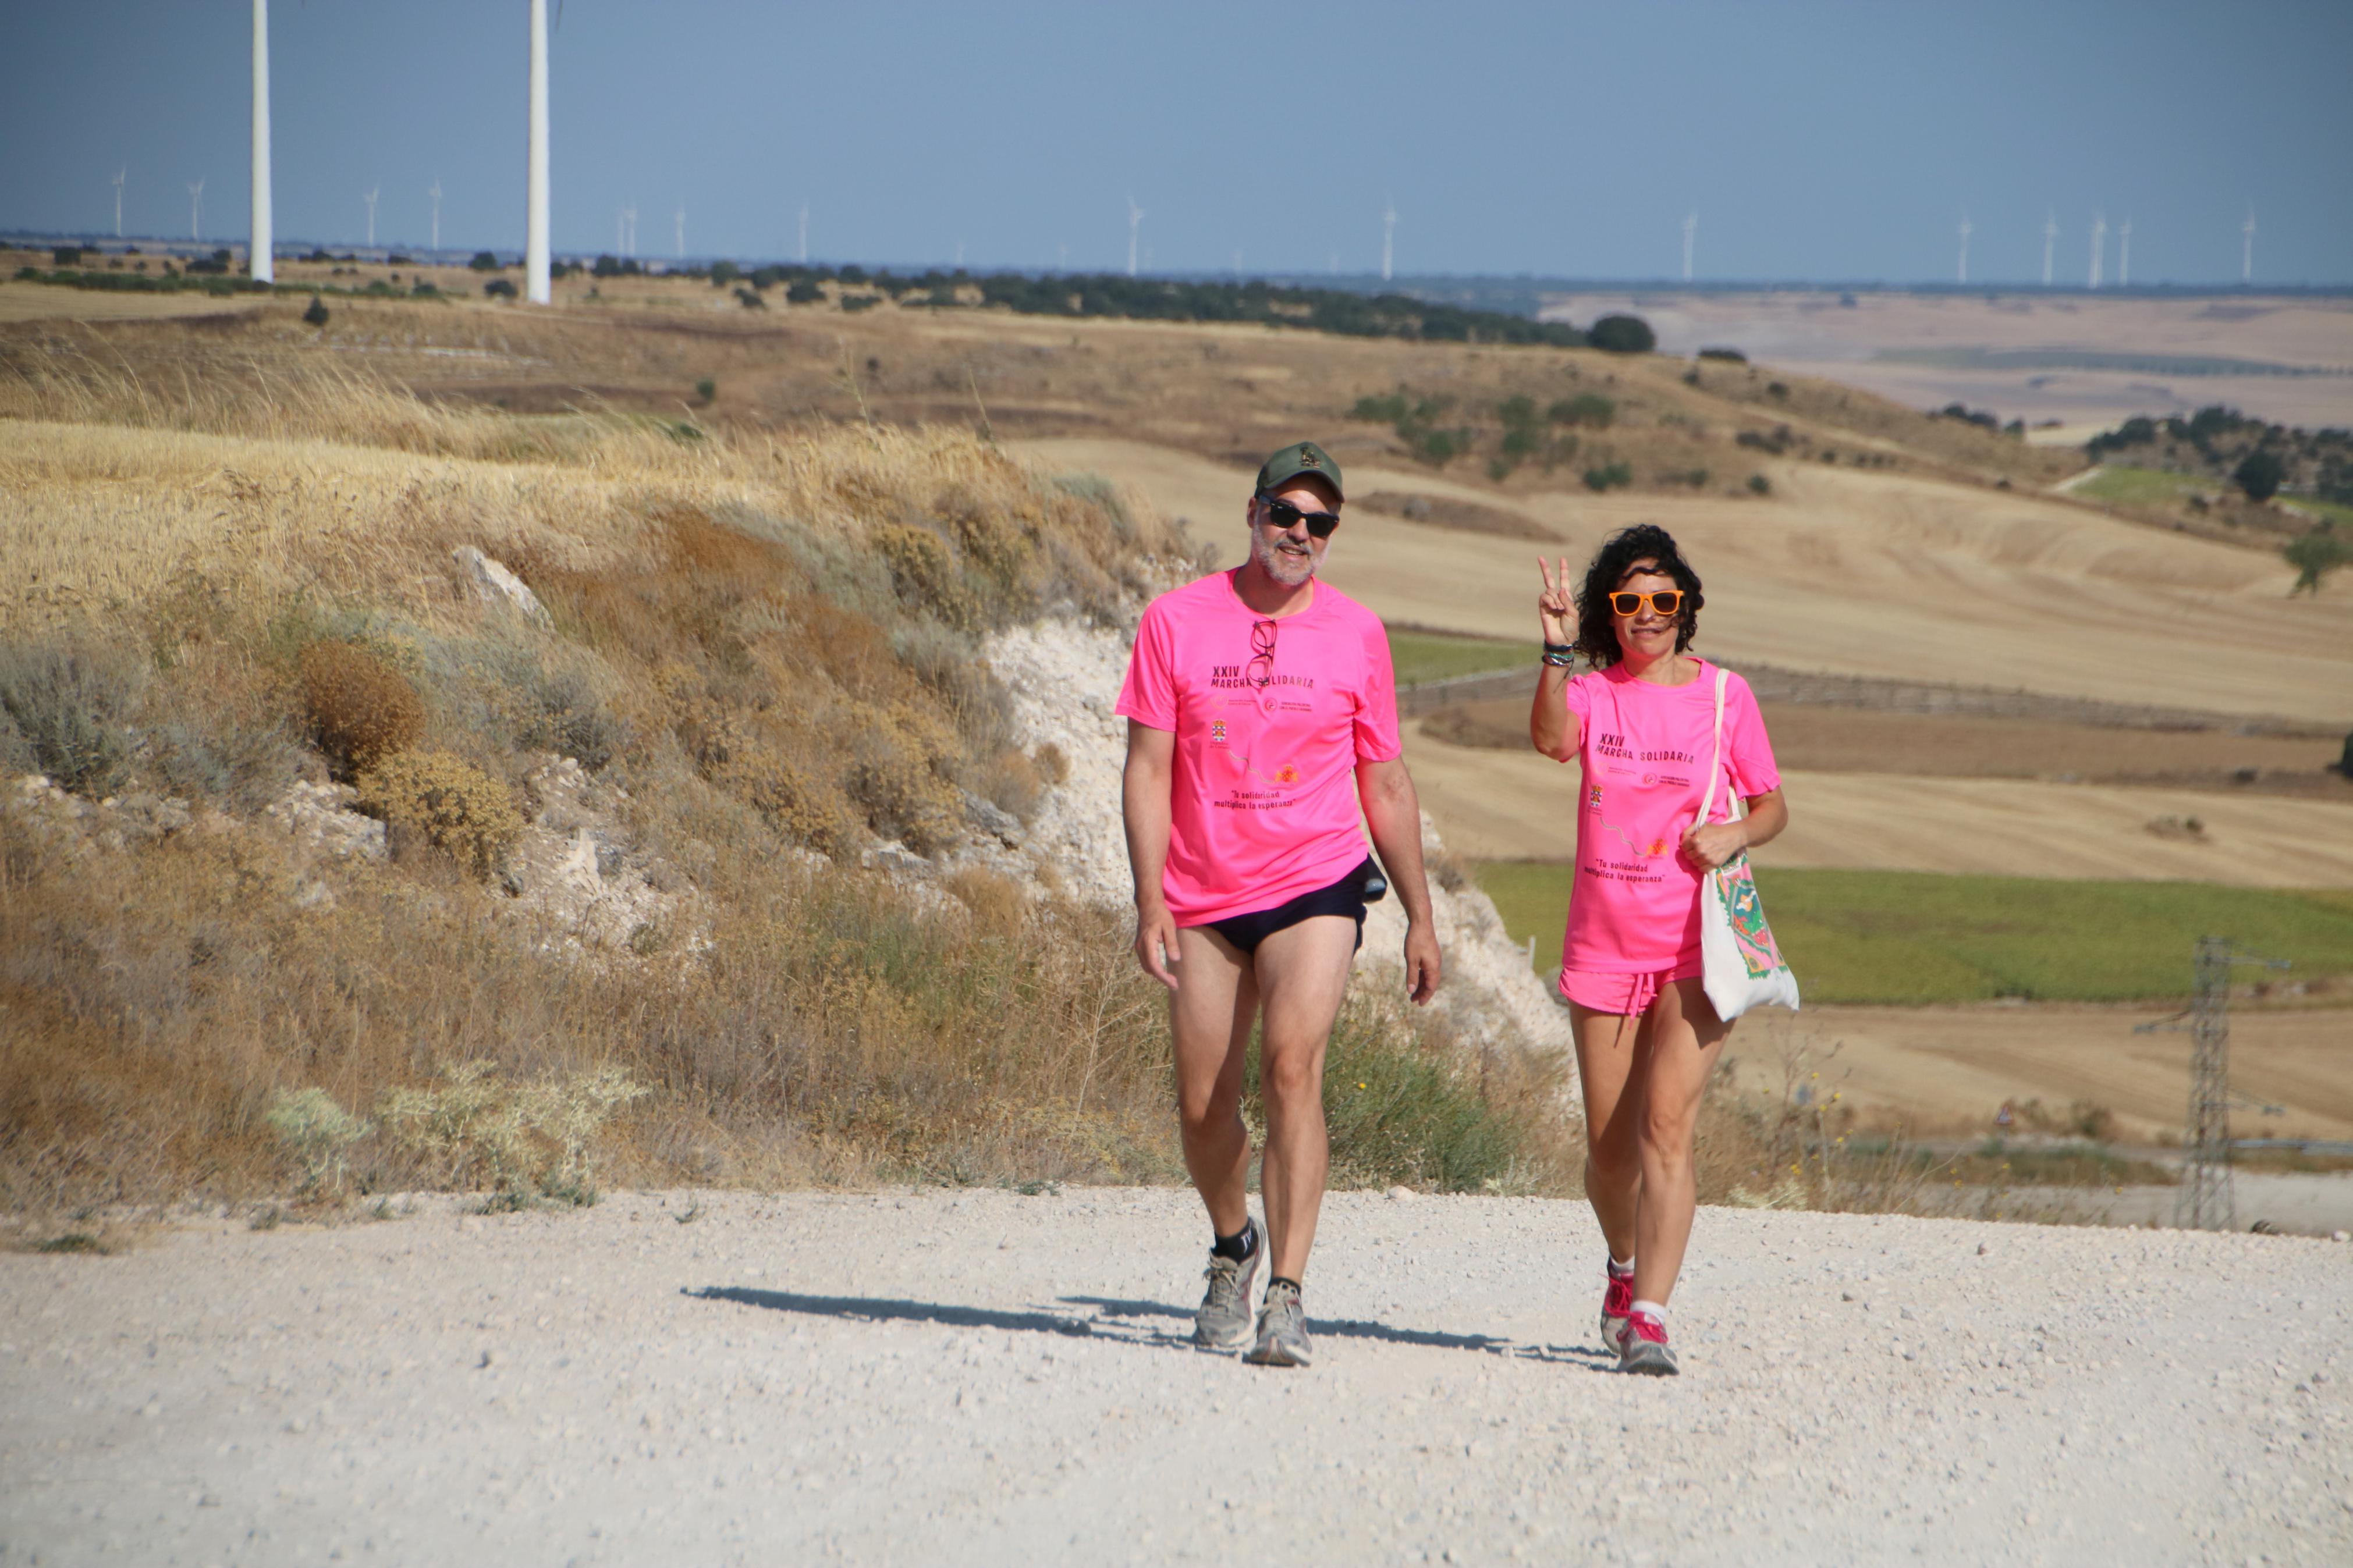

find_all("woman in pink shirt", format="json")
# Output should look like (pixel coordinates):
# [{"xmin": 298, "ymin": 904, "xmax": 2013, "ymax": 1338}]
[{"xmin": 1529, "ymin": 524, "xmax": 1788, "ymax": 1375}]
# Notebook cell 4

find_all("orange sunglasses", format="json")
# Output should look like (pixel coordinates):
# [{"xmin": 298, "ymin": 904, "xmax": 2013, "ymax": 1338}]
[{"xmin": 1607, "ymin": 589, "xmax": 1686, "ymax": 617}]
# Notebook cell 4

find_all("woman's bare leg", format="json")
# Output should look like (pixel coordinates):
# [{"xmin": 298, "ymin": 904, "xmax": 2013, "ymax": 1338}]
[
  {"xmin": 1570, "ymin": 1002, "xmax": 1648, "ymax": 1265},
  {"xmin": 1630, "ymin": 978, "xmax": 1733, "ymax": 1308}
]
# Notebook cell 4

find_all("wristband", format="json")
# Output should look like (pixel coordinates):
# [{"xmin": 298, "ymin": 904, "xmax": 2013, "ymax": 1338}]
[
  {"xmin": 1542, "ymin": 641, "xmax": 1575, "ymax": 655},
  {"xmin": 1541, "ymin": 652, "xmax": 1577, "ymax": 668}
]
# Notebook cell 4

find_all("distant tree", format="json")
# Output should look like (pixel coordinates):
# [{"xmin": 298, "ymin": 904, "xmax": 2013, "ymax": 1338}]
[
  {"xmin": 1587, "ymin": 314, "xmax": 1655, "ymax": 354},
  {"xmin": 302, "ymin": 296, "xmax": 329, "ymax": 328},
  {"xmin": 2234, "ymin": 450, "xmax": 2285, "ymax": 502},
  {"xmin": 1697, "ymin": 346, "xmax": 1746, "ymax": 362},
  {"xmin": 735, "ymin": 286, "xmax": 766, "ymax": 309},
  {"xmin": 1549, "ymin": 393, "xmax": 1616, "ymax": 428},
  {"xmin": 2285, "ymin": 525, "xmax": 2346, "ymax": 595},
  {"xmin": 1583, "ymin": 461, "xmax": 1633, "ymax": 492},
  {"xmin": 592, "ymin": 254, "xmax": 625, "ymax": 279},
  {"xmin": 709, "ymin": 260, "xmax": 740, "ymax": 286},
  {"xmin": 469, "ymin": 251, "xmax": 502, "ymax": 271},
  {"xmin": 786, "ymin": 279, "xmax": 825, "ymax": 305},
  {"xmin": 482, "ymin": 278, "xmax": 518, "ymax": 300},
  {"xmin": 694, "ymin": 378, "xmax": 716, "ymax": 403},
  {"xmin": 51, "ymin": 246, "xmax": 84, "ymax": 266}
]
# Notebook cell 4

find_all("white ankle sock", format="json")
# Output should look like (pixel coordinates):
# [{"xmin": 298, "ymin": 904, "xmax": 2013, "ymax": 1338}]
[
  {"xmin": 1607, "ymin": 1254, "xmax": 1635, "ymax": 1277},
  {"xmin": 1630, "ymin": 1299, "xmax": 1668, "ymax": 1322}
]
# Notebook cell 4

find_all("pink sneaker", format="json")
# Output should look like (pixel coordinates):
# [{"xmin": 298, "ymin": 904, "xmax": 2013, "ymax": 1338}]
[
  {"xmin": 1615, "ymin": 1309, "xmax": 1680, "ymax": 1376},
  {"xmin": 1600, "ymin": 1262, "xmax": 1634, "ymax": 1347}
]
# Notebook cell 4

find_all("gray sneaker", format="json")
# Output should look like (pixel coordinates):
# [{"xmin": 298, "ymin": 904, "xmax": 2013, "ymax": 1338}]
[
  {"xmin": 1193, "ymin": 1218, "xmax": 1262, "ymax": 1349},
  {"xmin": 1244, "ymin": 1279, "xmax": 1313, "ymax": 1367},
  {"xmin": 1614, "ymin": 1310, "xmax": 1680, "ymax": 1376}
]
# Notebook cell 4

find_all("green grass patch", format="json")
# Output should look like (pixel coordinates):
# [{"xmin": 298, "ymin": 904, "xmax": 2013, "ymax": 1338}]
[
  {"xmin": 2282, "ymin": 496, "xmax": 2353, "ymax": 529},
  {"xmin": 1387, "ymin": 628, "xmax": 1533, "ymax": 688},
  {"xmin": 2075, "ymin": 464, "xmax": 2214, "ymax": 507},
  {"xmin": 1472, "ymin": 862, "xmax": 2353, "ymax": 1004}
]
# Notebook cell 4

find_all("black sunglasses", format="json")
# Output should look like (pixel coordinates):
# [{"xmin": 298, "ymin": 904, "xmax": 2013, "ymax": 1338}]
[{"xmin": 1257, "ymin": 496, "xmax": 1341, "ymax": 539}]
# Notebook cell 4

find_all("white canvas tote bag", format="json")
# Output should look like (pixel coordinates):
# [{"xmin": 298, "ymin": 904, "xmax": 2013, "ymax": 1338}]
[{"xmin": 1695, "ymin": 666, "xmax": 1800, "ymax": 1021}]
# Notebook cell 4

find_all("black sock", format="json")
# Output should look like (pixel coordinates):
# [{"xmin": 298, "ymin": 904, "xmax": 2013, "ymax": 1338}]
[
  {"xmin": 1268, "ymin": 1275, "xmax": 1303, "ymax": 1295},
  {"xmin": 1211, "ymin": 1218, "xmax": 1257, "ymax": 1262}
]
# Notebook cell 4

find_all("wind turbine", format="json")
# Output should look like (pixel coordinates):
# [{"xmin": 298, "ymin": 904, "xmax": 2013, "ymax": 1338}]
[
  {"xmin": 524, "ymin": 0, "xmax": 551, "ymax": 304},
  {"xmin": 364, "ymin": 186, "xmax": 381, "ymax": 249},
  {"xmin": 250, "ymin": 0, "xmax": 272, "ymax": 281},
  {"xmin": 1957, "ymin": 214, "xmax": 1971, "ymax": 285},
  {"xmin": 1380, "ymin": 197, "xmax": 1396, "ymax": 282},
  {"xmin": 797, "ymin": 202, "xmax": 808, "ymax": 264},
  {"xmin": 428, "ymin": 179, "xmax": 443, "ymax": 251},
  {"xmin": 2042, "ymin": 209, "xmax": 2057, "ymax": 286},
  {"xmin": 189, "ymin": 178, "xmax": 204, "ymax": 241},
  {"xmin": 2242, "ymin": 207, "xmax": 2255, "ymax": 284},
  {"xmin": 2117, "ymin": 218, "xmax": 2131, "ymax": 287},
  {"xmin": 675, "ymin": 204, "xmax": 685, "ymax": 260},
  {"xmin": 2088, "ymin": 211, "xmax": 2105, "ymax": 289},
  {"xmin": 1127, "ymin": 195, "xmax": 1145, "ymax": 278},
  {"xmin": 1681, "ymin": 212, "xmax": 1697, "ymax": 282},
  {"xmin": 112, "ymin": 168, "xmax": 125, "ymax": 240}
]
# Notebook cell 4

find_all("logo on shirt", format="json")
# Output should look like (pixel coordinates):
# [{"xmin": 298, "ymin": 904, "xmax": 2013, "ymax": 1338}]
[
  {"xmin": 1587, "ymin": 784, "xmax": 1603, "ymax": 810},
  {"xmin": 1209, "ymin": 719, "xmax": 1229, "ymax": 746}
]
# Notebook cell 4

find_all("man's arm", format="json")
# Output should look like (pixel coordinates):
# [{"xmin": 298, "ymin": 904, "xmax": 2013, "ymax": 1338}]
[
  {"xmin": 1357, "ymin": 755, "xmax": 1442, "ymax": 1005},
  {"xmin": 1121, "ymin": 719, "xmax": 1181, "ymax": 990}
]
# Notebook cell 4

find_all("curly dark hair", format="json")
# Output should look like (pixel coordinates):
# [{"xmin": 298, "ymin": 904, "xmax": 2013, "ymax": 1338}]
[{"xmin": 1572, "ymin": 524, "xmax": 1705, "ymax": 668}]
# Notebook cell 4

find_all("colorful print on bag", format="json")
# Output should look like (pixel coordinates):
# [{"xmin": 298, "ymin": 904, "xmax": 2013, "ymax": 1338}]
[{"xmin": 1712, "ymin": 856, "xmax": 1783, "ymax": 978}]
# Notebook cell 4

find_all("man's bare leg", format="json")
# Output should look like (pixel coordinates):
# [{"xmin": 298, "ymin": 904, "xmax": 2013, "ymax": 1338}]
[
  {"xmin": 1170, "ymin": 925, "xmax": 1258, "ymax": 1238},
  {"xmin": 1248, "ymin": 915, "xmax": 1360, "ymax": 1284}
]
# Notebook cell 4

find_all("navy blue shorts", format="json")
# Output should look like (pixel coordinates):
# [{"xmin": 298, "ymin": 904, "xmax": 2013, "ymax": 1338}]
[{"xmin": 1200, "ymin": 857, "xmax": 1383, "ymax": 956}]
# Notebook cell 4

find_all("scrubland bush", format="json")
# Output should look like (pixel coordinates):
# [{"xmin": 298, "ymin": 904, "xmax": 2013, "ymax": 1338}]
[
  {"xmin": 264, "ymin": 1087, "xmax": 370, "ymax": 1197},
  {"xmin": 299, "ymin": 641, "xmax": 424, "ymax": 774},
  {"xmin": 356, "ymin": 750, "xmax": 524, "ymax": 877},
  {"xmin": 379, "ymin": 1062, "xmax": 646, "ymax": 1206},
  {"xmin": 0, "ymin": 638, "xmax": 141, "ymax": 796},
  {"xmin": 1587, "ymin": 314, "xmax": 1656, "ymax": 354}
]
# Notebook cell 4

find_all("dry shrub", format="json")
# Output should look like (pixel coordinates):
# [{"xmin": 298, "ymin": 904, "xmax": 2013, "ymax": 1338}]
[
  {"xmin": 0, "ymin": 637, "xmax": 143, "ymax": 796},
  {"xmin": 299, "ymin": 641, "xmax": 424, "ymax": 773},
  {"xmin": 354, "ymin": 749, "xmax": 523, "ymax": 878},
  {"xmin": 378, "ymin": 1061, "xmax": 647, "ymax": 1206},
  {"xmin": 263, "ymin": 1087, "xmax": 370, "ymax": 1198},
  {"xmin": 693, "ymin": 712, "xmax": 859, "ymax": 855}
]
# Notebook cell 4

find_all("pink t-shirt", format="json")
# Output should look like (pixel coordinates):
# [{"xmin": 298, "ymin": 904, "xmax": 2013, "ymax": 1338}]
[
  {"xmin": 1559, "ymin": 660, "xmax": 1780, "ymax": 973},
  {"xmin": 1115, "ymin": 570, "xmax": 1401, "ymax": 925}
]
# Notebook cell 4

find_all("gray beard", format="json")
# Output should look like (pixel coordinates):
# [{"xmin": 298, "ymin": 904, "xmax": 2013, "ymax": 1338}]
[{"xmin": 1252, "ymin": 533, "xmax": 1316, "ymax": 588}]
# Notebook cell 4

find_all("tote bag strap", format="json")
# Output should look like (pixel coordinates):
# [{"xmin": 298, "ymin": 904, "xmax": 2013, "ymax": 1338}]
[{"xmin": 1696, "ymin": 664, "xmax": 1730, "ymax": 827}]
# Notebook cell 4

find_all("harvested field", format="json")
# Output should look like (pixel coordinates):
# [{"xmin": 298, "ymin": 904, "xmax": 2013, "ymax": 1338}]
[
  {"xmin": 1420, "ymin": 697, "xmax": 2352, "ymax": 797},
  {"xmin": 1011, "ymin": 436, "xmax": 2353, "ymax": 726},
  {"xmin": 1724, "ymin": 1004, "xmax": 2353, "ymax": 1143},
  {"xmin": 1402, "ymin": 728, "xmax": 2353, "ymax": 884}
]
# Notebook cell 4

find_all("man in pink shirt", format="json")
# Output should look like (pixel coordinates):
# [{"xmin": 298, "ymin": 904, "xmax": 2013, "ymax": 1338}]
[{"xmin": 1117, "ymin": 440, "xmax": 1442, "ymax": 1367}]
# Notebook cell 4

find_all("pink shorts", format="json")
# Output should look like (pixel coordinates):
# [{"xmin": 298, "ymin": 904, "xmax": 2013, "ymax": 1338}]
[{"xmin": 1557, "ymin": 959, "xmax": 1703, "ymax": 1016}]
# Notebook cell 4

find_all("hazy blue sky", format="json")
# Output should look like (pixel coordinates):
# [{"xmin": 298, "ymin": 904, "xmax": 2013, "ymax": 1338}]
[{"xmin": 6, "ymin": 1, "xmax": 2348, "ymax": 284}]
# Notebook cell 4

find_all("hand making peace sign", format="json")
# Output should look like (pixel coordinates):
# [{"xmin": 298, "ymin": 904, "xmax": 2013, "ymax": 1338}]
[{"xmin": 1536, "ymin": 556, "xmax": 1576, "ymax": 649}]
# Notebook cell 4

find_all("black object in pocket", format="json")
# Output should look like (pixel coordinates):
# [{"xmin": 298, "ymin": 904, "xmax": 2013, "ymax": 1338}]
[{"xmin": 1357, "ymin": 854, "xmax": 1388, "ymax": 904}]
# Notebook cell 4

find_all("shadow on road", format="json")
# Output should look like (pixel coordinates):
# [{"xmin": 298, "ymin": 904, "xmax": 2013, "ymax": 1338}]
[{"xmin": 690, "ymin": 1286, "xmax": 1613, "ymax": 1369}]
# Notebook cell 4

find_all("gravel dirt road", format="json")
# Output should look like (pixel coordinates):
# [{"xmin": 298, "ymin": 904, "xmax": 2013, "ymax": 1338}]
[{"xmin": 4, "ymin": 1189, "xmax": 2348, "ymax": 1566}]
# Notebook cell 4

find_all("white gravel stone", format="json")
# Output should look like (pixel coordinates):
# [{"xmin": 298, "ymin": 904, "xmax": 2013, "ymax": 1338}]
[{"xmin": 2, "ymin": 1191, "xmax": 2345, "ymax": 1565}]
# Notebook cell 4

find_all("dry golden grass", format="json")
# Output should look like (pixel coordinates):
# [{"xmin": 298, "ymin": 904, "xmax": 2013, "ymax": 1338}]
[{"xmin": 0, "ymin": 338, "xmax": 1574, "ymax": 1221}]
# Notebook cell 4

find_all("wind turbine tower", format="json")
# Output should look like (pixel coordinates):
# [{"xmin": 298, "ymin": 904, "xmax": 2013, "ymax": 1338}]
[
  {"xmin": 2088, "ymin": 211, "xmax": 2105, "ymax": 289},
  {"xmin": 2242, "ymin": 207, "xmax": 2255, "ymax": 284},
  {"xmin": 1381, "ymin": 198, "xmax": 1397, "ymax": 283},
  {"xmin": 112, "ymin": 168, "xmax": 126, "ymax": 240},
  {"xmin": 364, "ymin": 186, "xmax": 381, "ymax": 250},
  {"xmin": 429, "ymin": 179, "xmax": 443, "ymax": 251},
  {"xmin": 524, "ymin": 0, "xmax": 551, "ymax": 304},
  {"xmin": 1127, "ymin": 195, "xmax": 1145, "ymax": 278},
  {"xmin": 2118, "ymin": 218, "xmax": 2131, "ymax": 287},
  {"xmin": 2042, "ymin": 209, "xmax": 2057, "ymax": 286},
  {"xmin": 189, "ymin": 178, "xmax": 204, "ymax": 241},
  {"xmin": 249, "ymin": 0, "xmax": 272, "ymax": 282},
  {"xmin": 1957, "ymin": 214, "xmax": 1972, "ymax": 284}
]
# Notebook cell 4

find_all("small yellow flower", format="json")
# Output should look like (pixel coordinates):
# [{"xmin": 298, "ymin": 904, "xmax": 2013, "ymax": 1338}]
[{"xmin": 1357, "ymin": 1082, "xmax": 1367, "ymax": 1089}]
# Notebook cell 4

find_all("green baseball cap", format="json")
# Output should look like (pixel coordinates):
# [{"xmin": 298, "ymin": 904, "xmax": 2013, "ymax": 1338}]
[{"xmin": 1255, "ymin": 440, "xmax": 1344, "ymax": 503}]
